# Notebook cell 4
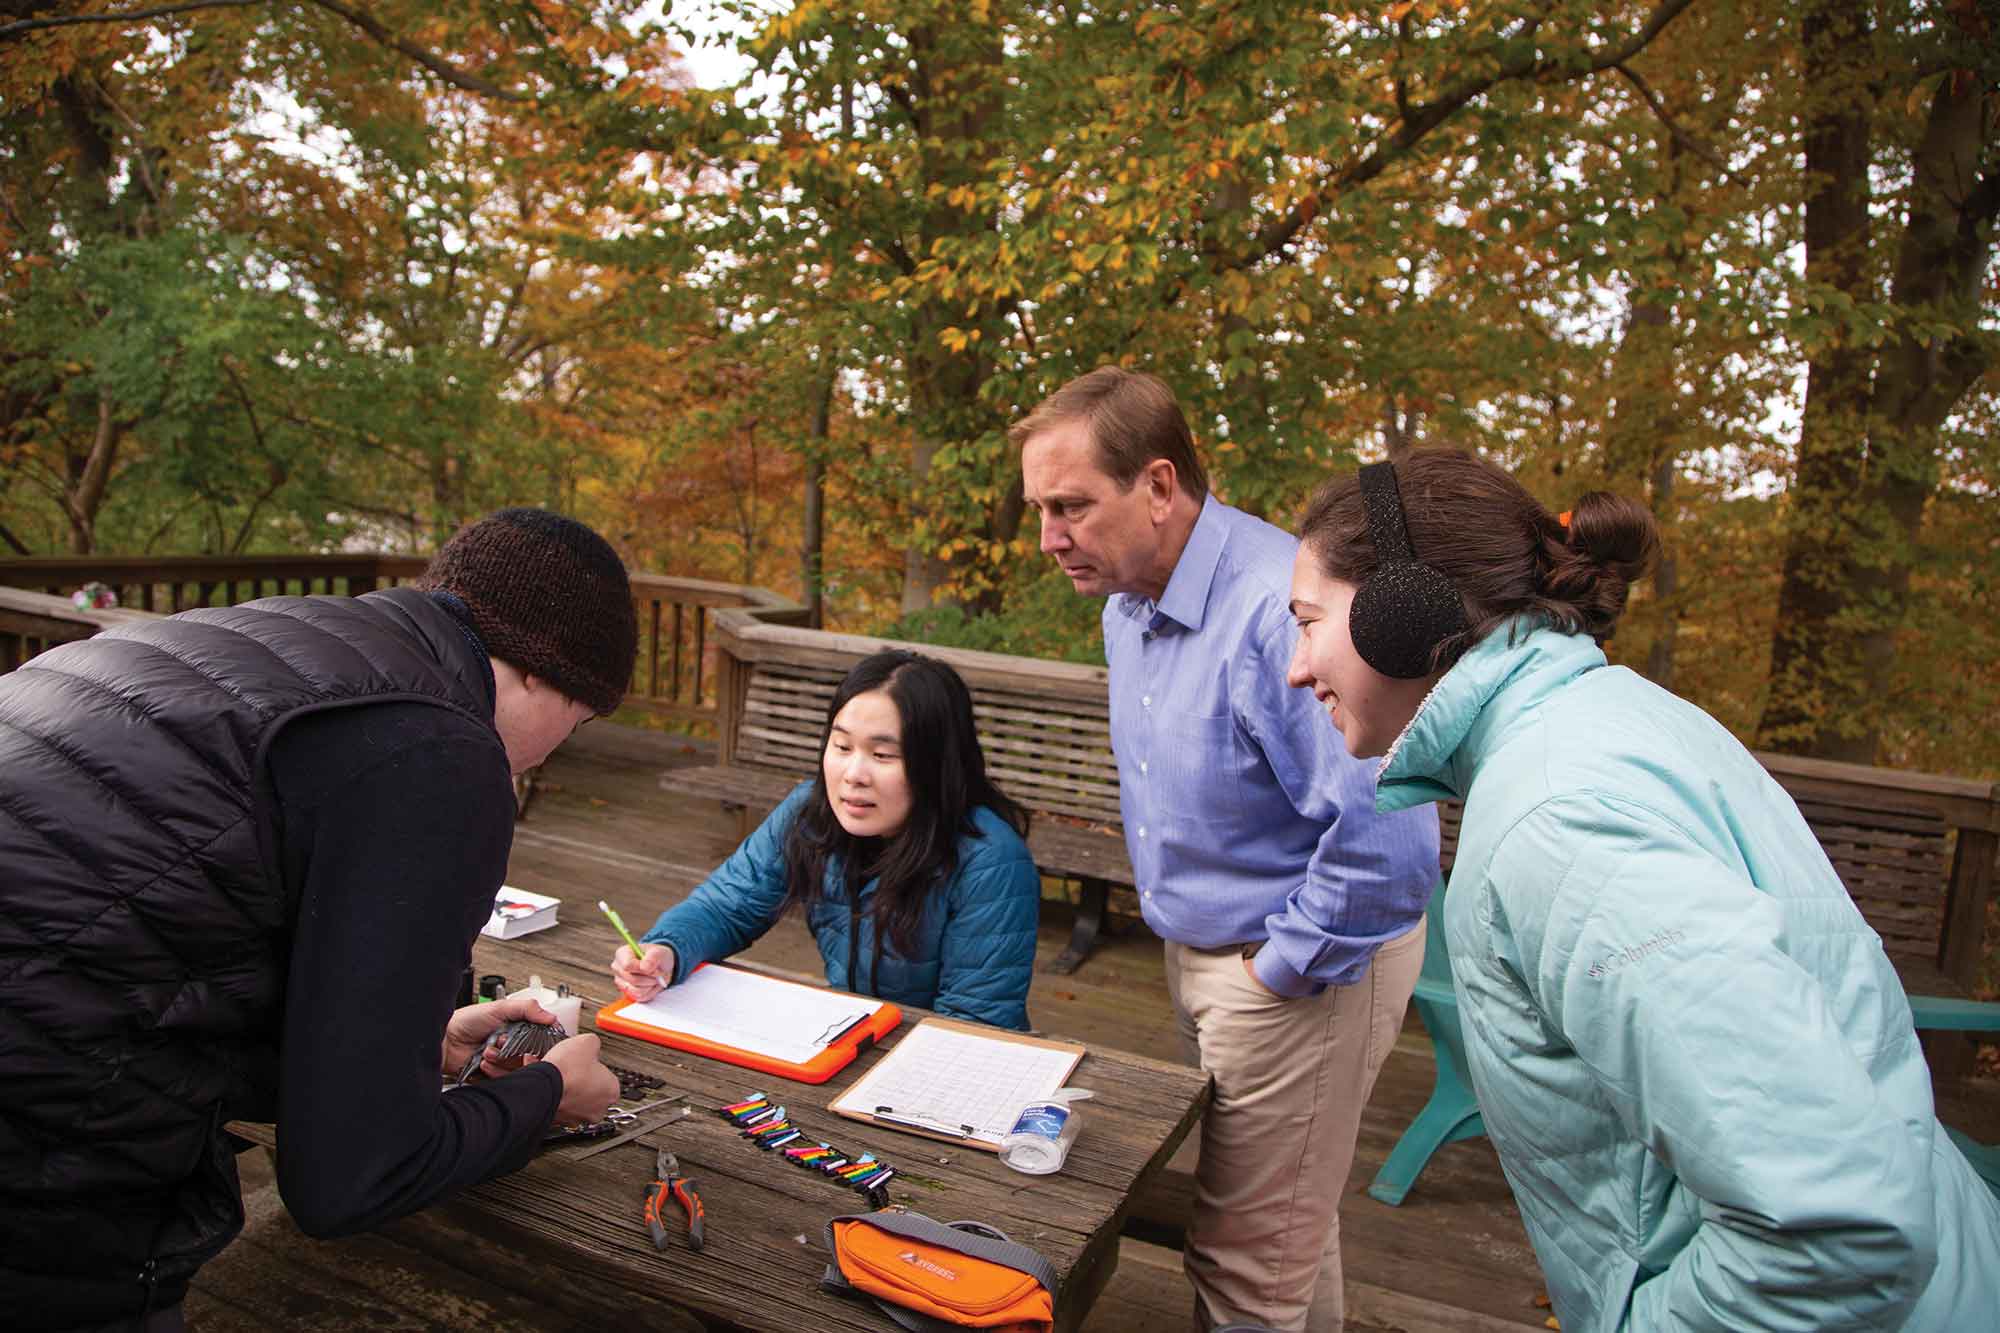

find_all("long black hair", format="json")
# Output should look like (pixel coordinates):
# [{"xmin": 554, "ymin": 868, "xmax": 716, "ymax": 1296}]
[{"xmin": 781, "ymin": 650, "xmax": 1029, "ymax": 970}]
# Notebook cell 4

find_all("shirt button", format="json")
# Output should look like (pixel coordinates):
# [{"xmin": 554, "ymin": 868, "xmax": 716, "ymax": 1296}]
[
  {"xmin": 1141, "ymin": 695, "xmax": 1152, "ymax": 707},
  {"xmin": 1139, "ymin": 761, "xmax": 1149, "ymax": 774},
  {"xmin": 1142, "ymin": 889, "xmax": 1152, "ymax": 899},
  {"xmin": 1142, "ymin": 630, "xmax": 1153, "ymax": 641},
  {"xmin": 1137, "ymin": 826, "xmax": 1147, "ymax": 839}
]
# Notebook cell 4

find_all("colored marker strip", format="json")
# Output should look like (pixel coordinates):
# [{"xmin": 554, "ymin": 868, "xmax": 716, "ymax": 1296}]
[{"xmin": 722, "ymin": 1090, "xmax": 892, "ymax": 1189}]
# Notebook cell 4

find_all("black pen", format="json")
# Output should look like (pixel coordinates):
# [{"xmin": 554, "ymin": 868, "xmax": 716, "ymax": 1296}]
[
  {"xmin": 874, "ymin": 1105, "xmax": 976, "ymax": 1139},
  {"xmin": 820, "ymin": 1012, "xmax": 868, "ymax": 1049}
]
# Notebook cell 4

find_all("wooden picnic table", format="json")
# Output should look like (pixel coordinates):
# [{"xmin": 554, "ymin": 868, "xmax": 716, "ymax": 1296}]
[{"xmin": 234, "ymin": 910, "xmax": 1210, "ymax": 1332}]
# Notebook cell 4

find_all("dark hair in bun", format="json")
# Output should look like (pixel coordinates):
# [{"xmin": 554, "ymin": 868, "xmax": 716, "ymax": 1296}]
[{"xmin": 1298, "ymin": 449, "xmax": 1660, "ymax": 675}]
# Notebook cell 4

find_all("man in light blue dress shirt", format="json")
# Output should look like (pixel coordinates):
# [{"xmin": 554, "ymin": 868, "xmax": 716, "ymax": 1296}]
[{"xmin": 1013, "ymin": 368, "xmax": 1439, "ymax": 1332}]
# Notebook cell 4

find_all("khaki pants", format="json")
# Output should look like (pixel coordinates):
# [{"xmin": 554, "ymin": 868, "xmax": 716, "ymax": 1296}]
[{"xmin": 1165, "ymin": 919, "xmax": 1425, "ymax": 1333}]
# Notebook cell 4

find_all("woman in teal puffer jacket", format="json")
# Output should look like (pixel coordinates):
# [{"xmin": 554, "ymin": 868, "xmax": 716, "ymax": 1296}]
[
  {"xmin": 1284, "ymin": 451, "xmax": 1999, "ymax": 1332},
  {"xmin": 611, "ymin": 649, "xmax": 1040, "ymax": 1030}
]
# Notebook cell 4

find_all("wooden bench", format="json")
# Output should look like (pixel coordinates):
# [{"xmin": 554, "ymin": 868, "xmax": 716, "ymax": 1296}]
[
  {"xmin": 670, "ymin": 608, "xmax": 1994, "ymax": 1013},
  {"xmin": 659, "ymin": 610, "xmax": 1135, "ymax": 973}
]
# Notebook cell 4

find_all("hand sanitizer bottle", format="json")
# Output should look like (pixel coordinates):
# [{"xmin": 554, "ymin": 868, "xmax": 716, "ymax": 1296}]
[{"xmin": 999, "ymin": 1088, "xmax": 1094, "ymax": 1175}]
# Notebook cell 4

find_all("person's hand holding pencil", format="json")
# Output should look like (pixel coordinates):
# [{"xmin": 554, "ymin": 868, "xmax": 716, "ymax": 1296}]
[{"xmin": 603, "ymin": 900, "xmax": 676, "ymax": 1003}]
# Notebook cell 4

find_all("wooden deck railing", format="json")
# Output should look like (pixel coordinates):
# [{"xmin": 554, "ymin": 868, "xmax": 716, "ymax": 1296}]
[{"xmin": 0, "ymin": 555, "xmax": 808, "ymax": 726}]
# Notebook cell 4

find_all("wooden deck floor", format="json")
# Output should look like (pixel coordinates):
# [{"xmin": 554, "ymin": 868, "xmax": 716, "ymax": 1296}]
[{"xmin": 185, "ymin": 721, "xmax": 1999, "ymax": 1332}]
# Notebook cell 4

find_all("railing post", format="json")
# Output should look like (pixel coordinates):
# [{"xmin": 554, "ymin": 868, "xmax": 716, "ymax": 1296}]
[
  {"xmin": 648, "ymin": 600, "xmax": 662, "ymax": 698},
  {"xmin": 671, "ymin": 603, "xmax": 684, "ymax": 704},
  {"xmin": 715, "ymin": 647, "xmax": 746, "ymax": 767},
  {"xmin": 692, "ymin": 607, "xmax": 707, "ymax": 709},
  {"xmin": 1938, "ymin": 828, "xmax": 1996, "ymax": 987}
]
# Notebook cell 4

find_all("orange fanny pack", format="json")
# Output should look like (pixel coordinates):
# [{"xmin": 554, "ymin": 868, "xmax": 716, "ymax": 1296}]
[{"xmin": 821, "ymin": 1209, "xmax": 1057, "ymax": 1332}]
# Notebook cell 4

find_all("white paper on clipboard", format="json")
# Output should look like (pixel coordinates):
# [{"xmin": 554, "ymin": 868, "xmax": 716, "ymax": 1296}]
[
  {"xmin": 611, "ymin": 965, "xmax": 885, "ymax": 1068},
  {"xmin": 830, "ymin": 1018, "xmax": 1084, "ymax": 1146}
]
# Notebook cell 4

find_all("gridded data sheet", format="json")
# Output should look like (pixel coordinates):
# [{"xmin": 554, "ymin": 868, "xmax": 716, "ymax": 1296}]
[{"xmin": 831, "ymin": 1018, "xmax": 1085, "ymax": 1146}]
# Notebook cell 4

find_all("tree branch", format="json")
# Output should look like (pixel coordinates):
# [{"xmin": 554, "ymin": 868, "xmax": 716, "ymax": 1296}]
[
  {"xmin": 0, "ymin": 0, "xmax": 262, "ymax": 41},
  {"xmin": 218, "ymin": 356, "xmax": 268, "ymax": 455},
  {"xmin": 82, "ymin": 70, "xmax": 167, "ymax": 212},
  {"xmin": 882, "ymin": 80, "xmax": 920, "ymax": 131},
  {"xmin": 1965, "ymin": 166, "xmax": 2000, "ymax": 230},
  {"xmin": 4, "ymin": 1, "xmax": 534, "ymax": 101},
  {"xmin": 305, "ymin": 0, "xmax": 524, "ymax": 102},
  {"xmin": 878, "ymin": 234, "xmax": 917, "ymax": 275},
  {"xmin": 1245, "ymin": 0, "xmax": 1698, "ymax": 266},
  {"xmin": 215, "ymin": 379, "xmax": 288, "ymax": 549},
  {"xmin": 1613, "ymin": 62, "xmax": 1748, "ymax": 188}
]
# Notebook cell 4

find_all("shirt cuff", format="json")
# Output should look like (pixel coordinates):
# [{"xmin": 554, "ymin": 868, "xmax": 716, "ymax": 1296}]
[
  {"xmin": 490, "ymin": 1060, "xmax": 566, "ymax": 1174},
  {"xmin": 643, "ymin": 929, "xmax": 695, "ymax": 985},
  {"xmin": 1251, "ymin": 944, "xmax": 1326, "ymax": 999}
]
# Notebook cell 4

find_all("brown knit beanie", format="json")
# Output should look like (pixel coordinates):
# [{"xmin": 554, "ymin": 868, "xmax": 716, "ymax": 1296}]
[{"xmin": 418, "ymin": 508, "xmax": 638, "ymax": 715}]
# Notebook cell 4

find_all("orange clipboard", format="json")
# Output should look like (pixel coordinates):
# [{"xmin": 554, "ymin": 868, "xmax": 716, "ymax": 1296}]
[{"xmin": 594, "ymin": 963, "xmax": 902, "ymax": 1085}]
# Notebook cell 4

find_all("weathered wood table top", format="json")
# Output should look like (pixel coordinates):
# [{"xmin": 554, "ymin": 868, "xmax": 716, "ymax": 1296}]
[{"xmin": 241, "ymin": 912, "xmax": 1210, "ymax": 1332}]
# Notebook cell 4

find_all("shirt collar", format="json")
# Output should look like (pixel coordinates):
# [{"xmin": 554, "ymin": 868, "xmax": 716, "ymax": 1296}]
[
  {"xmin": 1375, "ymin": 619, "xmax": 1606, "ymax": 810},
  {"xmin": 424, "ymin": 588, "xmax": 497, "ymax": 713},
  {"xmin": 1150, "ymin": 495, "xmax": 1228, "ymax": 632}
]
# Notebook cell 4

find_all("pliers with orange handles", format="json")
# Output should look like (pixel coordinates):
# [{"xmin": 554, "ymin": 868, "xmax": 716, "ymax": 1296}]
[{"xmin": 643, "ymin": 1149, "xmax": 705, "ymax": 1252}]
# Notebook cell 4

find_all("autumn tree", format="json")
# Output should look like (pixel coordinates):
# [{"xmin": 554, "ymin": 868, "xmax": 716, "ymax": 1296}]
[
  {"xmin": 0, "ymin": 0, "xmax": 673, "ymax": 553},
  {"xmin": 1757, "ymin": 0, "xmax": 2000, "ymax": 762},
  {"xmin": 607, "ymin": 0, "xmax": 1702, "ymax": 613}
]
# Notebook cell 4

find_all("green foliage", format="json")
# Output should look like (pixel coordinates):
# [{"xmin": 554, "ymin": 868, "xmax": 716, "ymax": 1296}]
[
  {"xmin": 4, "ymin": 0, "xmax": 1998, "ymax": 782},
  {"xmin": 1, "ymin": 0, "xmax": 670, "ymax": 554},
  {"xmin": 873, "ymin": 567, "xmax": 1107, "ymax": 665}
]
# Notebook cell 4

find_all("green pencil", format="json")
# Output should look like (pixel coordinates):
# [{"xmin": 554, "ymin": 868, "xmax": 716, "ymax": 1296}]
[{"xmin": 600, "ymin": 900, "xmax": 647, "ymax": 961}]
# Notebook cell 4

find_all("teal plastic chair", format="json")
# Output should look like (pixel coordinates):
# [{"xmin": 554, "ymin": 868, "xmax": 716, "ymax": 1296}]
[
  {"xmin": 1908, "ymin": 993, "xmax": 2000, "ymax": 1201},
  {"xmin": 1368, "ymin": 887, "xmax": 2000, "ymax": 1207},
  {"xmin": 1368, "ymin": 879, "xmax": 1485, "ymax": 1206}
]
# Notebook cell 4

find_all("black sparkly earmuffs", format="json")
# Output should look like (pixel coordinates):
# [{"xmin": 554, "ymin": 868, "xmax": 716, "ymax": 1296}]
[{"xmin": 1349, "ymin": 462, "xmax": 1469, "ymax": 679}]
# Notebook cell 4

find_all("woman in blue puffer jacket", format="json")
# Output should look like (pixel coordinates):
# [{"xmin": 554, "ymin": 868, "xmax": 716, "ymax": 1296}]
[
  {"xmin": 611, "ymin": 649, "xmax": 1040, "ymax": 1030},
  {"xmin": 1283, "ymin": 450, "xmax": 2000, "ymax": 1332}
]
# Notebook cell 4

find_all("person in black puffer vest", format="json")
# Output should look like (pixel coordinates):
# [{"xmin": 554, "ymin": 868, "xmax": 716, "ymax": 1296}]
[{"xmin": 0, "ymin": 508, "xmax": 638, "ymax": 1332}]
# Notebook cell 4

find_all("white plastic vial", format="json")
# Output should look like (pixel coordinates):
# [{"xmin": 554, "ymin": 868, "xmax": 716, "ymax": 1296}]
[
  {"xmin": 516, "ymin": 974, "xmax": 582, "ymax": 1037},
  {"xmin": 998, "ymin": 1088, "xmax": 1094, "ymax": 1175}
]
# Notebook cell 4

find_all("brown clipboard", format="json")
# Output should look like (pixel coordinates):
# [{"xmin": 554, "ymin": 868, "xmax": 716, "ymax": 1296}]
[{"xmin": 827, "ymin": 1015, "xmax": 1087, "ymax": 1153}]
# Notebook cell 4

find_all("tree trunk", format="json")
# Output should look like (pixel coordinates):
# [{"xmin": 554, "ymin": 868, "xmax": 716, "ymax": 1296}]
[
  {"xmin": 1759, "ymin": 5, "xmax": 1997, "ymax": 761},
  {"xmin": 1644, "ymin": 454, "xmax": 1680, "ymax": 689},
  {"xmin": 1206, "ymin": 169, "xmax": 1270, "ymax": 516},
  {"xmin": 898, "ymin": 13, "xmax": 1003, "ymax": 614},
  {"xmin": 1380, "ymin": 394, "xmax": 1422, "ymax": 463},
  {"xmin": 64, "ymin": 395, "xmax": 124, "ymax": 554},
  {"xmin": 900, "ymin": 434, "xmax": 950, "ymax": 614},
  {"xmin": 1603, "ymin": 291, "xmax": 1681, "ymax": 688},
  {"xmin": 802, "ymin": 358, "xmax": 831, "ymax": 627}
]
